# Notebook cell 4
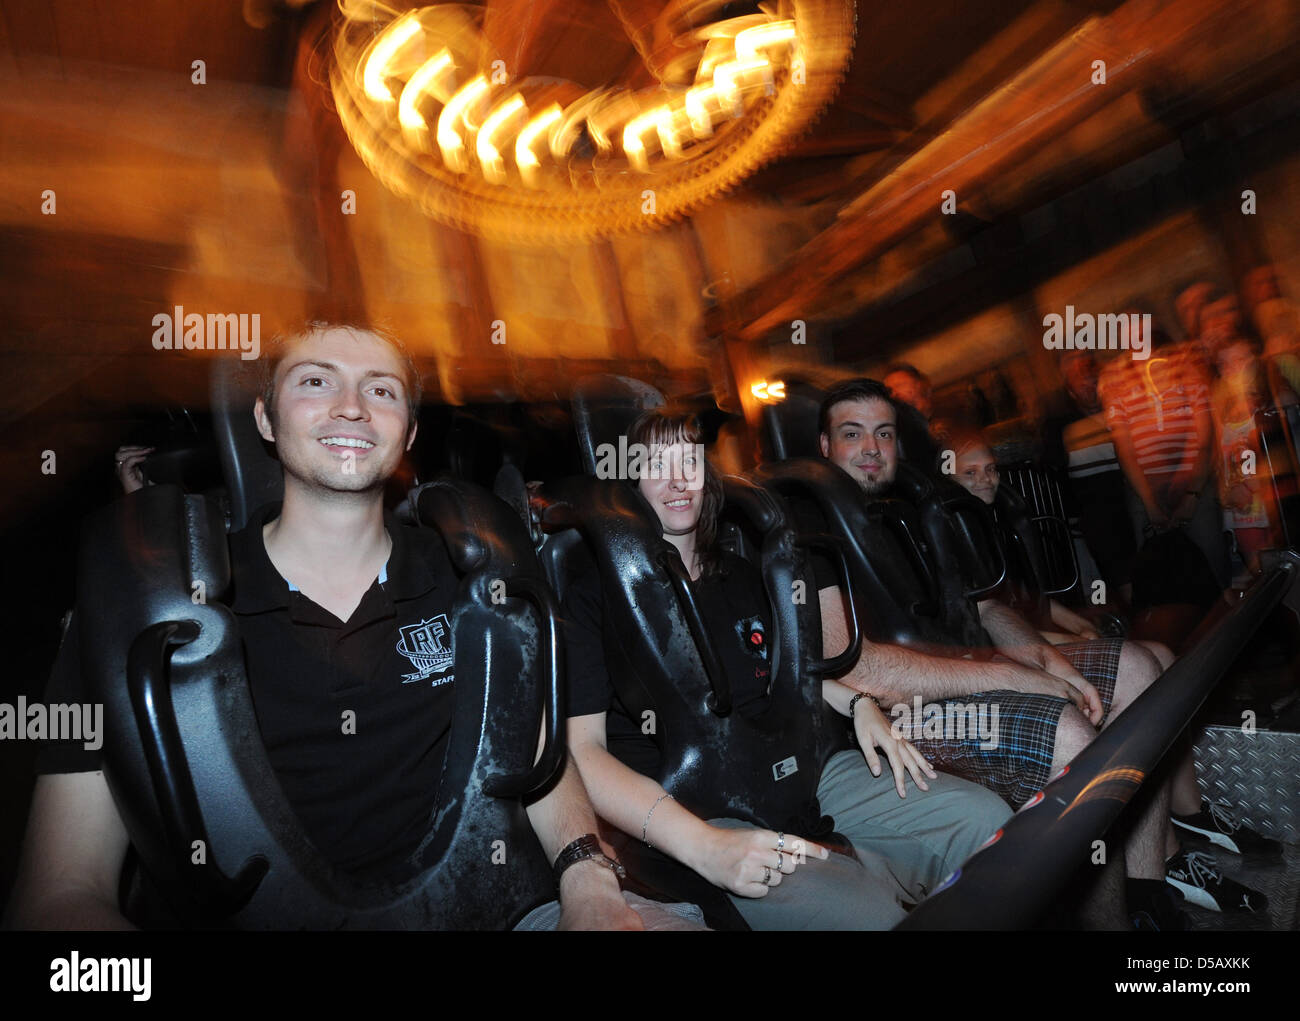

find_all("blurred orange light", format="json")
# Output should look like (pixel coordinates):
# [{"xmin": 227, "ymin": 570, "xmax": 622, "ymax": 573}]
[
  {"xmin": 438, "ymin": 75, "xmax": 490, "ymax": 173},
  {"xmin": 363, "ymin": 13, "xmax": 423, "ymax": 104}
]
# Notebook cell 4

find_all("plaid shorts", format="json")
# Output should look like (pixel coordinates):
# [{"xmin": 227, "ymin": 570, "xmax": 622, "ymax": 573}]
[{"xmin": 904, "ymin": 638, "xmax": 1123, "ymax": 809}]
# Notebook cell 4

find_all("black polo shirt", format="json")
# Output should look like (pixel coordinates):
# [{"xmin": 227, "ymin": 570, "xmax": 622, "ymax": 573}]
[
  {"xmin": 38, "ymin": 502, "xmax": 461, "ymax": 883},
  {"xmin": 564, "ymin": 550, "xmax": 773, "ymax": 778}
]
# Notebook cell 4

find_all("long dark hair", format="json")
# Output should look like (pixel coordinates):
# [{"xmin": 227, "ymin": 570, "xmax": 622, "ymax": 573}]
[{"xmin": 628, "ymin": 404, "xmax": 726, "ymax": 579}]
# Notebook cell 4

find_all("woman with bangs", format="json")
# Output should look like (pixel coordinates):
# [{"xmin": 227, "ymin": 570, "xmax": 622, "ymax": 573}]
[{"xmin": 562, "ymin": 405, "xmax": 1011, "ymax": 930}]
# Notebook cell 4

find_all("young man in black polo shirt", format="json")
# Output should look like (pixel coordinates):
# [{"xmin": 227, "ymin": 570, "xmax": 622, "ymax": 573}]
[{"xmin": 6, "ymin": 322, "xmax": 652, "ymax": 930}]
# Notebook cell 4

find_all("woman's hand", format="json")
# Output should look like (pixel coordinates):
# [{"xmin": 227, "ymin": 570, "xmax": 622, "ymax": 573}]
[
  {"xmin": 692, "ymin": 825, "xmax": 828, "ymax": 898},
  {"xmin": 114, "ymin": 445, "xmax": 155, "ymax": 494},
  {"xmin": 852, "ymin": 695, "xmax": 938, "ymax": 798}
]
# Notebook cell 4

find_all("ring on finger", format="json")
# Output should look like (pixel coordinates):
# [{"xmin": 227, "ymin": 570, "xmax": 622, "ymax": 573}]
[
  {"xmin": 762, "ymin": 866, "xmax": 772, "ymax": 886},
  {"xmin": 775, "ymin": 851, "xmax": 784, "ymax": 870},
  {"xmin": 776, "ymin": 832, "xmax": 785, "ymax": 851}
]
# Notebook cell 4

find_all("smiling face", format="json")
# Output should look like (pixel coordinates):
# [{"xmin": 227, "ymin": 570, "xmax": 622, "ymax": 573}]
[
  {"xmin": 819, "ymin": 397, "xmax": 898, "ymax": 496},
  {"xmin": 638, "ymin": 440, "xmax": 704, "ymax": 536},
  {"xmin": 953, "ymin": 443, "xmax": 999, "ymax": 505},
  {"xmin": 254, "ymin": 326, "xmax": 417, "ymax": 496}
]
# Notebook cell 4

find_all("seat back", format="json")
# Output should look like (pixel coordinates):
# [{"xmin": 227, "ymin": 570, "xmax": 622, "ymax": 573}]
[
  {"xmin": 760, "ymin": 382, "xmax": 823, "ymax": 462},
  {"xmin": 997, "ymin": 461, "xmax": 1080, "ymax": 597},
  {"xmin": 210, "ymin": 361, "xmax": 283, "ymax": 532},
  {"xmin": 76, "ymin": 480, "xmax": 556, "ymax": 929},
  {"xmin": 889, "ymin": 462, "xmax": 1002, "ymax": 650},
  {"xmin": 990, "ymin": 484, "xmax": 1054, "ymax": 626},
  {"xmin": 571, "ymin": 374, "xmax": 665, "ymax": 475},
  {"xmin": 543, "ymin": 475, "xmax": 843, "ymax": 835},
  {"xmin": 749, "ymin": 458, "xmax": 966, "ymax": 655}
]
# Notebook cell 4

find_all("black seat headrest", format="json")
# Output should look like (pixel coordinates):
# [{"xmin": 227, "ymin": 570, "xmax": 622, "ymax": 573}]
[
  {"xmin": 760, "ymin": 381, "xmax": 824, "ymax": 461},
  {"xmin": 894, "ymin": 402, "xmax": 941, "ymax": 470},
  {"xmin": 210, "ymin": 361, "xmax": 283, "ymax": 531},
  {"xmin": 571, "ymin": 375, "xmax": 665, "ymax": 476}
]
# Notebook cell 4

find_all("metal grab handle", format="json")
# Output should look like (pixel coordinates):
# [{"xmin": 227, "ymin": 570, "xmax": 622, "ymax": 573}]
[
  {"xmin": 946, "ymin": 503, "xmax": 1007, "ymax": 598},
  {"xmin": 797, "ymin": 532, "xmax": 862, "ymax": 676},
  {"xmin": 659, "ymin": 551, "xmax": 732, "ymax": 717},
  {"xmin": 484, "ymin": 575, "xmax": 568, "ymax": 799},
  {"xmin": 127, "ymin": 621, "xmax": 268, "ymax": 919},
  {"xmin": 876, "ymin": 504, "xmax": 939, "ymax": 608},
  {"xmin": 1027, "ymin": 514, "xmax": 1079, "ymax": 595}
]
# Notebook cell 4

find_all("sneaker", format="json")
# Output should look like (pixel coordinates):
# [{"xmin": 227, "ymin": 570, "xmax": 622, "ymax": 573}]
[
  {"xmin": 1129, "ymin": 880, "xmax": 1187, "ymax": 931},
  {"xmin": 1165, "ymin": 850, "xmax": 1268, "ymax": 913},
  {"xmin": 1172, "ymin": 799, "xmax": 1284, "ymax": 860}
]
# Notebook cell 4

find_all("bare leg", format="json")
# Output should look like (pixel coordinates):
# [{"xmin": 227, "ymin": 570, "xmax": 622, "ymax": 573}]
[{"xmin": 1053, "ymin": 644, "xmax": 1176, "ymax": 883}]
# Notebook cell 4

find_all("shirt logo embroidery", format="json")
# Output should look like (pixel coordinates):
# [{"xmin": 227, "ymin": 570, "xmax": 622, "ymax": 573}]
[{"xmin": 396, "ymin": 615, "xmax": 455, "ymax": 685}]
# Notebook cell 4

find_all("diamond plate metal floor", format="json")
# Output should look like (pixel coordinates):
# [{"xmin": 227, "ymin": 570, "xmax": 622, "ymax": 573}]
[{"xmin": 1184, "ymin": 671, "xmax": 1300, "ymax": 930}]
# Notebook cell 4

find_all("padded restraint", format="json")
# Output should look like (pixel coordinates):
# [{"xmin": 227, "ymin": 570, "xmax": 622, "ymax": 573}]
[
  {"xmin": 571, "ymin": 374, "xmax": 665, "ymax": 476},
  {"xmin": 749, "ymin": 458, "xmax": 966, "ymax": 656},
  {"xmin": 544, "ymin": 474, "xmax": 840, "ymax": 836},
  {"xmin": 888, "ymin": 462, "xmax": 1003, "ymax": 651},
  {"xmin": 76, "ymin": 481, "xmax": 556, "ymax": 929},
  {"xmin": 761, "ymin": 379, "xmax": 1002, "ymax": 644},
  {"xmin": 210, "ymin": 361, "xmax": 283, "ymax": 532}
]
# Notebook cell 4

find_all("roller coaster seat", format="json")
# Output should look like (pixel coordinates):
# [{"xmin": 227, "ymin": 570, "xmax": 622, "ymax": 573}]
[
  {"xmin": 68, "ymin": 367, "xmax": 567, "ymax": 928},
  {"xmin": 547, "ymin": 374, "xmax": 869, "ymax": 928},
  {"xmin": 760, "ymin": 384, "xmax": 1002, "ymax": 655}
]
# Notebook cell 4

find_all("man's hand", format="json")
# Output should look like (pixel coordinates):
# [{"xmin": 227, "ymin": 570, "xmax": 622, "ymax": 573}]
[
  {"xmin": 1000, "ymin": 640, "xmax": 1103, "ymax": 725},
  {"xmin": 999, "ymin": 661, "xmax": 1102, "ymax": 725},
  {"xmin": 556, "ymin": 857, "xmax": 644, "ymax": 931},
  {"xmin": 690, "ymin": 825, "xmax": 829, "ymax": 898},
  {"xmin": 1171, "ymin": 490, "xmax": 1199, "ymax": 525},
  {"xmin": 852, "ymin": 695, "xmax": 937, "ymax": 798}
]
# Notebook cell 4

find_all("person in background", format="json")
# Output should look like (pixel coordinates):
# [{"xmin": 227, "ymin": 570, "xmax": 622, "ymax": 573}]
[
  {"xmin": 1210, "ymin": 338, "xmax": 1282, "ymax": 582},
  {"xmin": 884, "ymin": 363, "xmax": 944, "ymax": 467},
  {"xmin": 945, "ymin": 424, "xmax": 1279, "ymax": 913},
  {"xmin": 1099, "ymin": 312, "xmax": 1229, "ymax": 589}
]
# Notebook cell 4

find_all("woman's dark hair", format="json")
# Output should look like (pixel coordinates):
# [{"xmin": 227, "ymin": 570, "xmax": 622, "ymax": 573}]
[{"xmin": 628, "ymin": 404, "xmax": 726, "ymax": 579}]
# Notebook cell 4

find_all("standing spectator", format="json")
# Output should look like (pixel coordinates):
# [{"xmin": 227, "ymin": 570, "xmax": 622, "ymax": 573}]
[
  {"xmin": 1211, "ymin": 338, "xmax": 1281, "ymax": 581},
  {"xmin": 1100, "ymin": 313, "xmax": 1230, "ymax": 591},
  {"xmin": 1244, "ymin": 265, "xmax": 1300, "ymax": 404}
]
